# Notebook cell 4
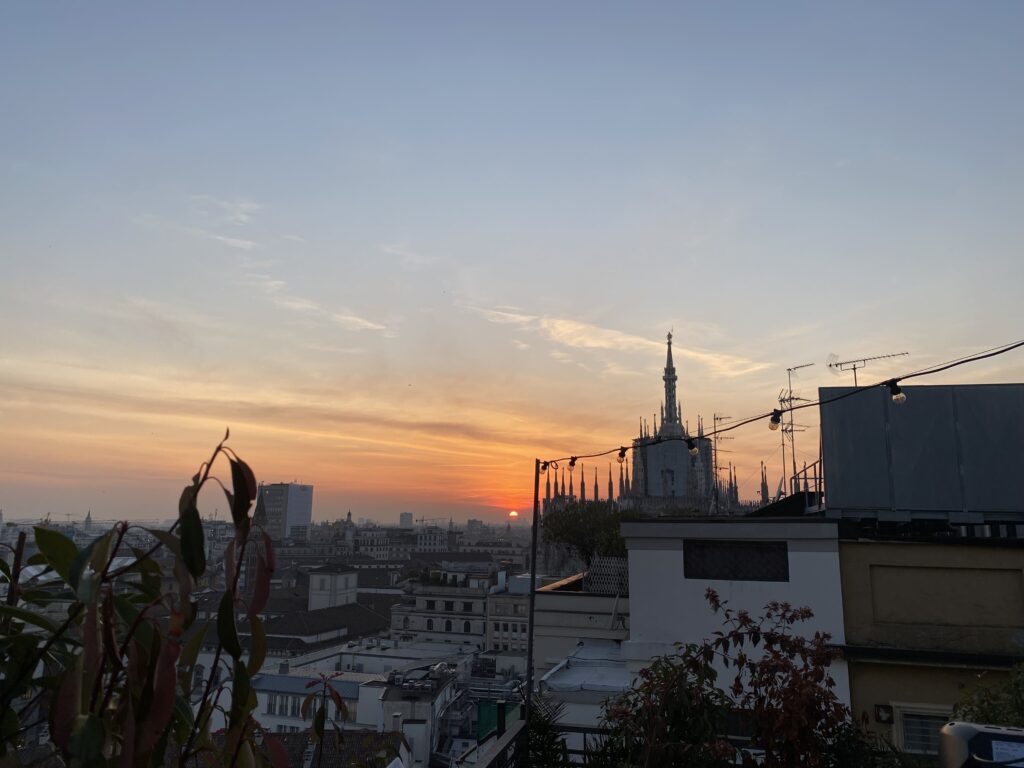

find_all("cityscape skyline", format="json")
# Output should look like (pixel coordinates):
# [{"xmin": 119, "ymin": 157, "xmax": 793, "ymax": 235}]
[{"xmin": 3, "ymin": 3, "xmax": 1024, "ymax": 522}]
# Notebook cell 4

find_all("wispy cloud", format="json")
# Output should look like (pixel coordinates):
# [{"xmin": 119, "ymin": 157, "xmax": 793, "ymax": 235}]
[
  {"xmin": 246, "ymin": 274, "xmax": 386, "ymax": 332},
  {"xmin": 469, "ymin": 306, "xmax": 769, "ymax": 377},
  {"xmin": 379, "ymin": 243, "xmax": 437, "ymax": 270},
  {"xmin": 194, "ymin": 230, "xmax": 262, "ymax": 251},
  {"xmin": 192, "ymin": 195, "xmax": 262, "ymax": 226}
]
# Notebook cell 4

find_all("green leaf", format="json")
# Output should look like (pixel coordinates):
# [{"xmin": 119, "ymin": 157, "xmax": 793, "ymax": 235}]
[
  {"xmin": 229, "ymin": 458, "xmax": 257, "ymax": 532},
  {"xmin": 217, "ymin": 592, "xmax": 241, "ymax": 659},
  {"xmin": 0, "ymin": 604, "xmax": 58, "ymax": 632},
  {"xmin": 33, "ymin": 526, "xmax": 78, "ymax": 583},
  {"xmin": 143, "ymin": 528, "xmax": 182, "ymax": 559},
  {"xmin": 172, "ymin": 694, "xmax": 195, "ymax": 745},
  {"xmin": 179, "ymin": 487, "xmax": 206, "ymax": 579},
  {"xmin": 179, "ymin": 621, "xmax": 207, "ymax": 692},
  {"xmin": 229, "ymin": 659, "xmax": 251, "ymax": 730},
  {"xmin": 313, "ymin": 706, "xmax": 326, "ymax": 742},
  {"xmin": 68, "ymin": 536, "xmax": 102, "ymax": 592},
  {"xmin": 247, "ymin": 614, "xmax": 266, "ymax": 676}
]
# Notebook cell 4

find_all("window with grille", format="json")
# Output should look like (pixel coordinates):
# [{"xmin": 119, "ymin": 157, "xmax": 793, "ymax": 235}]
[
  {"xmin": 900, "ymin": 712, "xmax": 948, "ymax": 754},
  {"xmin": 683, "ymin": 540, "xmax": 789, "ymax": 582}
]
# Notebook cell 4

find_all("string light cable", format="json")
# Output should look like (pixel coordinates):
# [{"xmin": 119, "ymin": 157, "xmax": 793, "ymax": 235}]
[{"xmin": 537, "ymin": 338, "xmax": 1024, "ymax": 468}]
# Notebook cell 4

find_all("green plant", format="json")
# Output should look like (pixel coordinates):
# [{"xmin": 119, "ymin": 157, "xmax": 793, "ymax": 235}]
[
  {"xmin": 954, "ymin": 664, "xmax": 1024, "ymax": 728},
  {"xmin": 527, "ymin": 692, "xmax": 570, "ymax": 767},
  {"xmin": 541, "ymin": 500, "xmax": 634, "ymax": 566},
  {"xmin": 590, "ymin": 590, "xmax": 904, "ymax": 768},
  {"xmin": 0, "ymin": 433, "xmax": 287, "ymax": 767}
]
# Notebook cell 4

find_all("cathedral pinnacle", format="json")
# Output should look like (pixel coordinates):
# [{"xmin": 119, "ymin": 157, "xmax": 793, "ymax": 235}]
[{"xmin": 659, "ymin": 331, "xmax": 683, "ymax": 437}]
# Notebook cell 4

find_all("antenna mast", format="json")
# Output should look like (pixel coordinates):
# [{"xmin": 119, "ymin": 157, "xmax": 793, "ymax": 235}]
[
  {"xmin": 828, "ymin": 352, "xmax": 908, "ymax": 386},
  {"xmin": 780, "ymin": 363, "xmax": 814, "ymax": 495}
]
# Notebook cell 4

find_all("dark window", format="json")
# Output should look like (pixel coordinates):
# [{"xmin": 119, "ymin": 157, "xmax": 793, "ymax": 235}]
[
  {"xmin": 444, "ymin": 600, "xmax": 455, "ymax": 611},
  {"xmin": 683, "ymin": 540, "xmax": 789, "ymax": 582},
  {"xmin": 493, "ymin": 622, "xmax": 499, "ymax": 631},
  {"xmin": 444, "ymin": 619, "xmax": 452, "ymax": 632},
  {"xmin": 462, "ymin": 601, "xmax": 473, "ymax": 612},
  {"xmin": 425, "ymin": 600, "xmax": 435, "ymax": 610},
  {"xmin": 502, "ymin": 622, "xmax": 509, "ymax": 632},
  {"xmin": 427, "ymin": 618, "xmax": 434, "ymax": 630},
  {"xmin": 463, "ymin": 620, "xmax": 471, "ymax": 633}
]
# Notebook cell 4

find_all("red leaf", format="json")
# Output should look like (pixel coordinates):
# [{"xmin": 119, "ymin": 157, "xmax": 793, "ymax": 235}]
[
  {"xmin": 50, "ymin": 662, "xmax": 80, "ymax": 751},
  {"xmin": 261, "ymin": 532, "xmax": 276, "ymax": 573},
  {"xmin": 327, "ymin": 684, "xmax": 345, "ymax": 715},
  {"xmin": 263, "ymin": 732, "xmax": 289, "ymax": 768},
  {"xmin": 248, "ymin": 554, "xmax": 270, "ymax": 619},
  {"xmin": 138, "ymin": 636, "xmax": 180, "ymax": 754}
]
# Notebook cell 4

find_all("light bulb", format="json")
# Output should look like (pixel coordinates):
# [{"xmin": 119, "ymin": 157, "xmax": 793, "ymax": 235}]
[
  {"xmin": 888, "ymin": 381, "xmax": 907, "ymax": 404},
  {"xmin": 568, "ymin": 457, "xmax": 577, "ymax": 473},
  {"xmin": 539, "ymin": 462, "xmax": 549, "ymax": 473},
  {"xmin": 616, "ymin": 447, "xmax": 627, "ymax": 464},
  {"xmin": 769, "ymin": 409, "xmax": 782, "ymax": 431},
  {"xmin": 687, "ymin": 439, "xmax": 699, "ymax": 457}
]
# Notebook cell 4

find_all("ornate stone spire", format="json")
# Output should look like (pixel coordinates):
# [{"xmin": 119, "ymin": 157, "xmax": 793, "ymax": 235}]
[
  {"xmin": 568, "ymin": 468, "xmax": 574, "ymax": 500},
  {"xmin": 618, "ymin": 464, "xmax": 625, "ymax": 499},
  {"xmin": 545, "ymin": 470, "xmax": 551, "ymax": 503},
  {"xmin": 608, "ymin": 465, "xmax": 614, "ymax": 501},
  {"xmin": 593, "ymin": 468, "xmax": 599, "ymax": 502},
  {"xmin": 659, "ymin": 331, "xmax": 683, "ymax": 437},
  {"xmin": 577, "ymin": 464, "xmax": 584, "ymax": 502}
]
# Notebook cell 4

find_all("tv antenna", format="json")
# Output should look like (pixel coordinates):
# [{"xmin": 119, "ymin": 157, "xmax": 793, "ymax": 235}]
[
  {"xmin": 827, "ymin": 351, "xmax": 908, "ymax": 386},
  {"xmin": 780, "ymin": 363, "xmax": 814, "ymax": 495}
]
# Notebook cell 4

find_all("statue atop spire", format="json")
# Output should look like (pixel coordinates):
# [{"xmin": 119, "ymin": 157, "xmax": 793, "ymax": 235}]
[{"xmin": 660, "ymin": 331, "xmax": 683, "ymax": 437}]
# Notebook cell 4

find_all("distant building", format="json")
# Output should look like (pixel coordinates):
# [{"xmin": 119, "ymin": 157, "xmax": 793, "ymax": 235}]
[
  {"xmin": 259, "ymin": 483, "xmax": 313, "ymax": 541},
  {"xmin": 307, "ymin": 564, "xmax": 358, "ymax": 610},
  {"xmin": 391, "ymin": 556, "xmax": 494, "ymax": 646},
  {"xmin": 415, "ymin": 525, "xmax": 452, "ymax": 552},
  {"xmin": 399, "ymin": 511, "xmax": 414, "ymax": 529}
]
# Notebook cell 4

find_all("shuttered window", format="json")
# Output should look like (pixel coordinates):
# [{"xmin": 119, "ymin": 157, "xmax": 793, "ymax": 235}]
[{"xmin": 900, "ymin": 712, "xmax": 948, "ymax": 754}]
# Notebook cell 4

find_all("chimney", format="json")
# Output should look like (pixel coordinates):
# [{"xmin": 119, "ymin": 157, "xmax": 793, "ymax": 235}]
[
  {"xmin": 392, "ymin": 712, "xmax": 402, "ymax": 733},
  {"xmin": 278, "ymin": 661, "xmax": 289, "ymax": 675}
]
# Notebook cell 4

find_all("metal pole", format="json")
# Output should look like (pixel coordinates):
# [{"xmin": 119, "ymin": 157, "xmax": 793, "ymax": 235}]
[{"xmin": 524, "ymin": 458, "xmax": 541, "ymax": 727}]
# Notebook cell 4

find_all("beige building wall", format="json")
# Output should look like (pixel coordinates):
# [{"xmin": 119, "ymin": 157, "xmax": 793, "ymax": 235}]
[
  {"xmin": 532, "ymin": 576, "xmax": 629, "ymax": 681},
  {"xmin": 839, "ymin": 540, "xmax": 1024, "ymax": 748}
]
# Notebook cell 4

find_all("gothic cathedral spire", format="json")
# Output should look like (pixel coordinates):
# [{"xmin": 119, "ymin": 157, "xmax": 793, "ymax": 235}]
[{"xmin": 659, "ymin": 331, "xmax": 683, "ymax": 437}]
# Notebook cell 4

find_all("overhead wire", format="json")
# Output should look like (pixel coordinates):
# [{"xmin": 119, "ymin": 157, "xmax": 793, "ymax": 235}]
[{"xmin": 539, "ymin": 338, "xmax": 1024, "ymax": 467}]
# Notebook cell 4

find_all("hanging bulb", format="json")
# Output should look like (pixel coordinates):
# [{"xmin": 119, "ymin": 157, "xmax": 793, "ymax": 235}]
[
  {"xmin": 769, "ymin": 409, "xmax": 783, "ymax": 431},
  {"xmin": 568, "ymin": 456, "xmax": 577, "ymax": 473},
  {"xmin": 888, "ymin": 380, "xmax": 907, "ymax": 404},
  {"xmin": 616, "ymin": 447, "xmax": 627, "ymax": 464},
  {"xmin": 686, "ymin": 438, "xmax": 699, "ymax": 457},
  {"xmin": 540, "ymin": 462, "xmax": 549, "ymax": 473}
]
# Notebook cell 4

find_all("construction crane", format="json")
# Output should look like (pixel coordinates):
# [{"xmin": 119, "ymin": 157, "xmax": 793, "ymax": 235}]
[
  {"xmin": 415, "ymin": 516, "xmax": 448, "ymax": 528},
  {"xmin": 827, "ymin": 351, "xmax": 908, "ymax": 386}
]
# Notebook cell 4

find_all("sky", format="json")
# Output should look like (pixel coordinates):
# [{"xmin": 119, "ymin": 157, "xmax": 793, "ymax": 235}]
[{"xmin": 2, "ymin": 2, "xmax": 1023, "ymax": 524}]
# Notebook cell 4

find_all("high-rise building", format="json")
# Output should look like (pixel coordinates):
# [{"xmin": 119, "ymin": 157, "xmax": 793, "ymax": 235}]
[
  {"xmin": 258, "ymin": 483, "xmax": 313, "ymax": 541},
  {"xmin": 399, "ymin": 512, "xmax": 413, "ymax": 529}
]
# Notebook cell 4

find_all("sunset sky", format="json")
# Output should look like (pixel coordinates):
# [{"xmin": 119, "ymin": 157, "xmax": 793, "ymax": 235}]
[{"xmin": 2, "ymin": 3, "xmax": 1023, "ymax": 523}]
